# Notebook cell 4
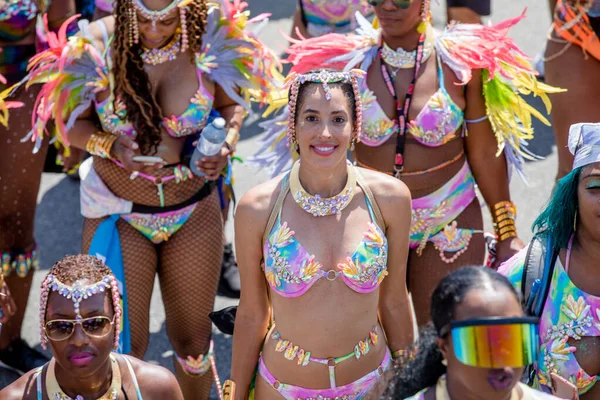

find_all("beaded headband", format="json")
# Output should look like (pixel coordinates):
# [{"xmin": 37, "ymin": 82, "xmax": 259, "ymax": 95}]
[
  {"xmin": 286, "ymin": 69, "xmax": 365, "ymax": 148},
  {"xmin": 128, "ymin": 0, "xmax": 191, "ymax": 53},
  {"xmin": 39, "ymin": 274, "xmax": 122, "ymax": 350}
]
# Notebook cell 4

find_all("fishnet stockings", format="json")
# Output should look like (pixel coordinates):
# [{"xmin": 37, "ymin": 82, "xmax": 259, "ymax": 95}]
[
  {"xmin": 82, "ymin": 175, "xmax": 223, "ymax": 399},
  {"xmin": 408, "ymin": 199, "xmax": 485, "ymax": 326},
  {"xmin": 160, "ymin": 189, "xmax": 223, "ymax": 400},
  {"xmin": 82, "ymin": 216, "xmax": 157, "ymax": 357},
  {"xmin": 0, "ymin": 83, "xmax": 47, "ymax": 348}
]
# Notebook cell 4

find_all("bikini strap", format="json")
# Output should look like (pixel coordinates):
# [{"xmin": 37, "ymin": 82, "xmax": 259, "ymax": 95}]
[
  {"xmin": 355, "ymin": 168, "xmax": 386, "ymax": 231},
  {"xmin": 97, "ymin": 19, "xmax": 110, "ymax": 48},
  {"xmin": 262, "ymin": 174, "xmax": 290, "ymax": 247},
  {"xmin": 436, "ymin": 54, "xmax": 446, "ymax": 91},
  {"xmin": 35, "ymin": 366, "xmax": 43, "ymax": 400},
  {"xmin": 123, "ymin": 356, "xmax": 144, "ymax": 400}
]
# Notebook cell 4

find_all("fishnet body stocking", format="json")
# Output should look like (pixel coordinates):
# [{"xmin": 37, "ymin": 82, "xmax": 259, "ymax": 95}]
[
  {"xmin": 82, "ymin": 162, "xmax": 223, "ymax": 399},
  {"xmin": 408, "ymin": 199, "xmax": 485, "ymax": 326},
  {"xmin": 0, "ymin": 82, "xmax": 47, "ymax": 348}
]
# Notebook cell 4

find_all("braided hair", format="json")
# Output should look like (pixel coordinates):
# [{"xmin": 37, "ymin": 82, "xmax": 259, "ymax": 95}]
[{"xmin": 112, "ymin": 0, "xmax": 208, "ymax": 154}]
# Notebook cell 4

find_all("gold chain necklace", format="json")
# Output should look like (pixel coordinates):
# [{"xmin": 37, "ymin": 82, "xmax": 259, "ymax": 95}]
[
  {"xmin": 289, "ymin": 160, "xmax": 356, "ymax": 217},
  {"xmin": 46, "ymin": 355, "xmax": 121, "ymax": 400},
  {"xmin": 380, "ymin": 24, "xmax": 434, "ymax": 72},
  {"xmin": 140, "ymin": 32, "xmax": 181, "ymax": 65}
]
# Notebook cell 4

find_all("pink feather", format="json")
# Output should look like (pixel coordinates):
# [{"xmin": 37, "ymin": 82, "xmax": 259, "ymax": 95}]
[{"xmin": 287, "ymin": 33, "xmax": 366, "ymax": 74}]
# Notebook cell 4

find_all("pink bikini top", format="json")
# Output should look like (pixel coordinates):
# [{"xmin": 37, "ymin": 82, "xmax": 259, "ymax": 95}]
[
  {"xmin": 359, "ymin": 55, "xmax": 464, "ymax": 147},
  {"xmin": 94, "ymin": 44, "xmax": 214, "ymax": 138},
  {"xmin": 263, "ymin": 175, "xmax": 388, "ymax": 298}
]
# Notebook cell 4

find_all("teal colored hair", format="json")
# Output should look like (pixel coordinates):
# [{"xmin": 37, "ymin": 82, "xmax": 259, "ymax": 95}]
[{"xmin": 532, "ymin": 168, "xmax": 582, "ymax": 249}]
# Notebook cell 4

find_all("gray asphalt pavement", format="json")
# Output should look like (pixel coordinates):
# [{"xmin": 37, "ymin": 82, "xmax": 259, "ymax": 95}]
[{"xmin": 1, "ymin": 1, "xmax": 556, "ymax": 397}]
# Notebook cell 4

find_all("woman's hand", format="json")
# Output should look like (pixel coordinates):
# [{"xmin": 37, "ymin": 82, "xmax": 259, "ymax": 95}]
[
  {"xmin": 110, "ymin": 136, "xmax": 164, "ymax": 174},
  {"xmin": 195, "ymin": 145, "xmax": 231, "ymax": 181},
  {"xmin": 492, "ymin": 236, "xmax": 525, "ymax": 269}
]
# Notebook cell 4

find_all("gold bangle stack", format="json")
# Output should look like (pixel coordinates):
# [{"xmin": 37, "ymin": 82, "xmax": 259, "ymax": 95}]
[
  {"xmin": 392, "ymin": 347, "xmax": 417, "ymax": 362},
  {"xmin": 492, "ymin": 201, "xmax": 517, "ymax": 241},
  {"xmin": 222, "ymin": 379, "xmax": 236, "ymax": 400},
  {"xmin": 86, "ymin": 132, "xmax": 118, "ymax": 159},
  {"xmin": 225, "ymin": 128, "xmax": 240, "ymax": 152}
]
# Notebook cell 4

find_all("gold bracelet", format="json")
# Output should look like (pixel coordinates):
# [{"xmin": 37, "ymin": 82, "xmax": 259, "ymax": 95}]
[
  {"xmin": 222, "ymin": 380, "xmax": 236, "ymax": 400},
  {"xmin": 492, "ymin": 201, "xmax": 516, "ymax": 222},
  {"xmin": 493, "ymin": 219, "xmax": 515, "ymax": 230},
  {"xmin": 86, "ymin": 132, "xmax": 117, "ymax": 159},
  {"xmin": 499, "ymin": 230, "xmax": 518, "ymax": 241},
  {"xmin": 392, "ymin": 347, "xmax": 417, "ymax": 361},
  {"xmin": 225, "ymin": 128, "xmax": 240, "ymax": 152}
]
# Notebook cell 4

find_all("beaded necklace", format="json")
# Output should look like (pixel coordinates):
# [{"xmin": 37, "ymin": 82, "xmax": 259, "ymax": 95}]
[{"xmin": 140, "ymin": 32, "xmax": 181, "ymax": 65}]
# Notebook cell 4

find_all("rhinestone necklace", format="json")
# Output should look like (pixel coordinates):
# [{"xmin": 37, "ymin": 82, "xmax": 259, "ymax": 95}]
[
  {"xmin": 46, "ymin": 355, "xmax": 121, "ymax": 400},
  {"xmin": 140, "ymin": 33, "xmax": 181, "ymax": 65},
  {"xmin": 380, "ymin": 26, "xmax": 434, "ymax": 72},
  {"xmin": 289, "ymin": 160, "xmax": 356, "ymax": 217}
]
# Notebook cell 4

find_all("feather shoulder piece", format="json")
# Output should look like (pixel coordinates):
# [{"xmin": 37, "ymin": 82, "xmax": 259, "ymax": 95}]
[
  {"xmin": 196, "ymin": 0, "xmax": 282, "ymax": 111},
  {"xmin": 0, "ymin": 70, "xmax": 24, "ymax": 128},
  {"xmin": 19, "ymin": 16, "xmax": 108, "ymax": 152},
  {"xmin": 287, "ymin": 11, "xmax": 379, "ymax": 74},
  {"xmin": 434, "ymin": 11, "xmax": 566, "ymax": 178}
]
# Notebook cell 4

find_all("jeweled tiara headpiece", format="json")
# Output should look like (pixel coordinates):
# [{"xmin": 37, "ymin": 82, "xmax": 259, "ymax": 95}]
[
  {"xmin": 128, "ymin": 0, "xmax": 193, "ymax": 53},
  {"xmin": 286, "ymin": 69, "xmax": 365, "ymax": 146},
  {"xmin": 39, "ymin": 274, "xmax": 122, "ymax": 351}
]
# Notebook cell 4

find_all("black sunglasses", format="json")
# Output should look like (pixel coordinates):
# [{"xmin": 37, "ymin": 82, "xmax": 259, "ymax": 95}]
[{"xmin": 368, "ymin": 0, "xmax": 414, "ymax": 7}]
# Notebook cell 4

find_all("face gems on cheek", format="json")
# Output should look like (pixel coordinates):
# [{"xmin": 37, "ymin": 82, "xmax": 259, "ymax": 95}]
[{"xmin": 39, "ymin": 275, "xmax": 122, "ymax": 350}]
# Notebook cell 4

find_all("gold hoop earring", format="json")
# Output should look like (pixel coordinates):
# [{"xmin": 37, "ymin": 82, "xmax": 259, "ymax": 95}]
[{"xmin": 573, "ymin": 210, "xmax": 578, "ymax": 232}]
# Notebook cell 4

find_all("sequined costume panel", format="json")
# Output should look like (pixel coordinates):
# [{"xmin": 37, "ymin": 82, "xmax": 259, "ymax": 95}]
[
  {"xmin": 120, "ymin": 203, "xmax": 197, "ymax": 244},
  {"xmin": 263, "ymin": 177, "xmax": 388, "ymax": 298},
  {"xmin": 255, "ymin": 348, "xmax": 391, "ymax": 400},
  {"xmin": 409, "ymin": 162, "xmax": 477, "ymax": 256},
  {"xmin": 499, "ymin": 250, "xmax": 600, "ymax": 395},
  {"xmin": 301, "ymin": 0, "xmax": 372, "ymax": 27},
  {"xmin": 95, "ymin": 50, "xmax": 215, "ymax": 139},
  {"xmin": 359, "ymin": 56, "xmax": 464, "ymax": 148},
  {"xmin": 0, "ymin": 0, "xmax": 38, "ymax": 41}
]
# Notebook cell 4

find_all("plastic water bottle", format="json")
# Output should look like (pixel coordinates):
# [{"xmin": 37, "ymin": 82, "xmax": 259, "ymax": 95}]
[
  {"xmin": 190, "ymin": 117, "xmax": 227, "ymax": 177},
  {"xmin": 589, "ymin": 0, "xmax": 600, "ymax": 17}
]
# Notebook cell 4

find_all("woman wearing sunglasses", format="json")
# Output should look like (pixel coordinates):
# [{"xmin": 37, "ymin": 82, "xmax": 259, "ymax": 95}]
[
  {"xmin": 0, "ymin": 254, "xmax": 184, "ymax": 399},
  {"xmin": 499, "ymin": 123, "xmax": 600, "ymax": 399},
  {"xmin": 379, "ymin": 266, "xmax": 559, "ymax": 400},
  {"xmin": 253, "ymin": 0, "xmax": 561, "ymax": 326}
]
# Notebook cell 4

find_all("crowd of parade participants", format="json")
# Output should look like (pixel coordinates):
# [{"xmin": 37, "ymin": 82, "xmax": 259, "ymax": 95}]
[{"xmin": 0, "ymin": 0, "xmax": 598, "ymax": 399}]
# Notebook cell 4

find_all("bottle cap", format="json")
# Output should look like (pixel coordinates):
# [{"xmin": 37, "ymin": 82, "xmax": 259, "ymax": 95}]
[{"xmin": 212, "ymin": 117, "xmax": 226, "ymax": 129}]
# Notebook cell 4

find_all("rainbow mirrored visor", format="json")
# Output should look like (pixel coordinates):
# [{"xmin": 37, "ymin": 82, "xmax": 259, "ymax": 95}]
[{"xmin": 448, "ymin": 317, "xmax": 539, "ymax": 368}]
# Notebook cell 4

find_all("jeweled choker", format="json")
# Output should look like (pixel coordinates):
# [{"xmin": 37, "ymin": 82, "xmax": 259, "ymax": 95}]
[
  {"xmin": 289, "ymin": 160, "xmax": 356, "ymax": 217},
  {"xmin": 380, "ymin": 26, "xmax": 434, "ymax": 70},
  {"xmin": 46, "ymin": 355, "xmax": 121, "ymax": 400},
  {"xmin": 140, "ymin": 32, "xmax": 181, "ymax": 65}
]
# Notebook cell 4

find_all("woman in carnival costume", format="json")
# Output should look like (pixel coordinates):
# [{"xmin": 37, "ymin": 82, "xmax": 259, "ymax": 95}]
[
  {"xmin": 252, "ymin": 0, "xmax": 563, "ymax": 326},
  {"xmin": 227, "ymin": 68, "xmax": 415, "ymax": 399},
  {"xmin": 0, "ymin": 254, "xmax": 185, "ymax": 400},
  {"xmin": 544, "ymin": 0, "xmax": 600, "ymax": 180},
  {"xmin": 499, "ymin": 123, "xmax": 600, "ymax": 399},
  {"xmin": 378, "ymin": 266, "xmax": 560, "ymax": 400},
  {"xmin": 290, "ymin": 0, "xmax": 374, "ymax": 39},
  {"xmin": 0, "ymin": 0, "xmax": 79, "ymax": 373},
  {"xmin": 17, "ymin": 0, "xmax": 279, "ymax": 396}
]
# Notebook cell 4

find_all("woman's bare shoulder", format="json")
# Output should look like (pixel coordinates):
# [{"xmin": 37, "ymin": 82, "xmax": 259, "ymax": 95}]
[{"xmin": 0, "ymin": 367, "xmax": 43, "ymax": 400}]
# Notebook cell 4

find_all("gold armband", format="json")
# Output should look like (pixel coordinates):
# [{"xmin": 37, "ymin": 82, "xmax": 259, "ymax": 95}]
[
  {"xmin": 86, "ymin": 132, "xmax": 117, "ymax": 159},
  {"xmin": 222, "ymin": 379, "xmax": 236, "ymax": 400},
  {"xmin": 392, "ymin": 347, "xmax": 417, "ymax": 361},
  {"xmin": 491, "ymin": 201, "xmax": 517, "ymax": 241},
  {"xmin": 225, "ymin": 128, "xmax": 240, "ymax": 152}
]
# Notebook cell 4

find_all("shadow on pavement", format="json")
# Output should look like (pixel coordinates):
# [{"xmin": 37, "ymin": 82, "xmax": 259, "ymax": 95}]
[{"xmin": 35, "ymin": 175, "xmax": 83, "ymax": 269}]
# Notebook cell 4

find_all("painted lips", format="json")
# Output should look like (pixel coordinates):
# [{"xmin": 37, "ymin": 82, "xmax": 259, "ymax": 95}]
[
  {"xmin": 487, "ymin": 369, "xmax": 515, "ymax": 391},
  {"xmin": 69, "ymin": 352, "xmax": 95, "ymax": 367}
]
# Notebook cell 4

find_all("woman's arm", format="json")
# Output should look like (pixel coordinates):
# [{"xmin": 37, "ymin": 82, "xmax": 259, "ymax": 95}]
[
  {"xmin": 371, "ymin": 173, "xmax": 415, "ymax": 354},
  {"xmin": 464, "ymin": 69, "xmax": 525, "ymax": 267},
  {"xmin": 197, "ymin": 85, "xmax": 245, "ymax": 180},
  {"xmin": 46, "ymin": 0, "xmax": 76, "ymax": 29},
  {"xmin": 290, "ymin": 5, "xmax": 311, "ymax": 41},
  {"xmin": 230, "ymin": 186, "xmax": 273, "ymax": 400}
]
